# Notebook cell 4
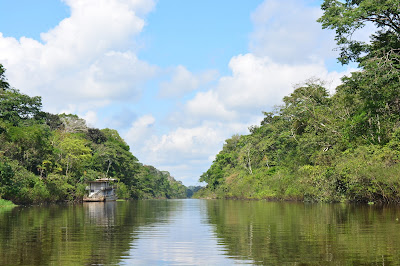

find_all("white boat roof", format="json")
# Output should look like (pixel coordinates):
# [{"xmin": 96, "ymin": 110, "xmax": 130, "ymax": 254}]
[{"xmin": 87, "ymin": 178, "xmax": 116, "ymax": 183}]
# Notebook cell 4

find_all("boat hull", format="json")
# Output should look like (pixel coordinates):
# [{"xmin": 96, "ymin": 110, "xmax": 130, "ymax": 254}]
[{"xmin": 83, "ymin": 195, "xmax": 117, "ymax": 202}]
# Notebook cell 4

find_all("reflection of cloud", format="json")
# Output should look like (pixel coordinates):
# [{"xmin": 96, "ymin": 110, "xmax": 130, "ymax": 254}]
[{"xmin": 123, "ymin": 200, "xmax": 254, "ymax": 265}]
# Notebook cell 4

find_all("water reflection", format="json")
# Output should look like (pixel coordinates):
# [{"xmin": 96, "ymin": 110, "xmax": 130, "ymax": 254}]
[
  {"xmin": 123, "ymin": 199, "xmax": 253, "ymax": 265},
  {"xmin": 205, "ymin": 200, "xmax": 400, "ymax": 265},
  {"xmin": 0, "ymin": 201, "xmax": 163, "ymax": 265},
  {"xmin": 84, "ymin": 201, "xmax": 117, "ymax": 226},
  {"xmin": 0, "ymin": 200, "xmax": 399, "ymax": 265}
]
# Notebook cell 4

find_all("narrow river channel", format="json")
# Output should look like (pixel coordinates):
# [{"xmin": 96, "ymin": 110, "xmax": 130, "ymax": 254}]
[{"xmin": 0, "ymin": 199, "xmax": 399, "ymax": 265}]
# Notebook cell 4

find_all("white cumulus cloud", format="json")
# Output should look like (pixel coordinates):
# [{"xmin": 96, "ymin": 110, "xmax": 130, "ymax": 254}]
[
  {"xmin": 0, "ymin": 0, "xmax": 157, "ymax": 115},
  {"xmin": 132, "ymin": 120, "xmax": 261, "ymax": 184},
  {"xmin": 158, "ymin": 65, "xmax": 218, "ymax": 98},
  {"xmin": 180, "ymin": 53, "xmax": 348, "ymax": 127},
  {"xmin": 250, "ymin": 0, "xmax": 336, "ymax": 64},
  {"xmin": 130, "ymin": 0, "xmax": 355, "ymax": 185},
  {"xmin": 82, "ymin": 110, "xmax": 98, "ymax": 127},
  {"xmin": 125, "ymin": 114, "xmax": 156, "ymax": 152}
]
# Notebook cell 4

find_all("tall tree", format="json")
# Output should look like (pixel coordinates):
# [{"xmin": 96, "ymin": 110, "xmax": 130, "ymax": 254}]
[
  {"xmin": 319, "ymin": 0, "xmax": 400, "ymax": 144},
  {"xmin": 59, "ymin": 114, "xmax": 88, "ymax": 133},
  {"xmin": 318, "ymin": 0, "xmax": 400, "ymax": 65},
  {"xmin": 0, "ymin": 89, "xmax": 42, "ymax": 125},
  {"xmin": 0, "ymin": 64, "xmax": 10, "ymax": 91}
]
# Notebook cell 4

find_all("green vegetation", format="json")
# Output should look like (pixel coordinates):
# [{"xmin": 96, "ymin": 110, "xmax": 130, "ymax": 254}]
[
  {"xmin": 186, "ymin": 186, "xmax": 203, "ymax": 198},
  {"xmin": 0, "ymin": 65, "xmax": 187, "ymax": 204},
  {"xmin": 196, "ymin": 0, "xmax": 400, "ymax": 203},
  {"xmin": 0, "ymin": 199, "xmax": 15, "ymax": 207}
]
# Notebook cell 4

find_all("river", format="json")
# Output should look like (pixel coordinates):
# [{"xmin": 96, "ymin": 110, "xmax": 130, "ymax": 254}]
[{"xmin": 0, "ymin": 199, "xmax": 399, "ymax": 265}]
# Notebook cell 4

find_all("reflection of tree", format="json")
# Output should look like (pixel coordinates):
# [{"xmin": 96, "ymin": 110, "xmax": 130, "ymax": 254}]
[
  {"xmin": 0, "ymin": 201, "xmax": 170, "ymax": 265},
  {"xmin": 205, "ymin": 200, "xmax": 400, "ymax": 265}
]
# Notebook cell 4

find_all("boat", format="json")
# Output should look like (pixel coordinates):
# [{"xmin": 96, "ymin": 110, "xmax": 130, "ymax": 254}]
[{"xmin": 83, "ymin": 178, "xmax": 117, "ymax": 202}]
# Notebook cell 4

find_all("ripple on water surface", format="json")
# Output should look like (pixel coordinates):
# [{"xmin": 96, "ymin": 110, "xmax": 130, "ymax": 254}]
[{"xmin": 1, "ymin": 200, "xmax": 400, "ymax": 265}]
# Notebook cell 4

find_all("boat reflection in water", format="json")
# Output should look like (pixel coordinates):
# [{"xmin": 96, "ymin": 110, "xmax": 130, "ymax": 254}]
[{"xmin": 83, "ymin": 201, "xmax": 117, "ymax": 227}]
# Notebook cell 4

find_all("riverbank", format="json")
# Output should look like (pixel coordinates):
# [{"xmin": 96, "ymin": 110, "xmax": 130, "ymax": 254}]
[
  {"xmin": 193, "ymin": 191, "xmax": 384, "ymax": 204},
  {"xmin": 0, "ymin": 199, "xmax": 16, "ymax": 207},
  {"xmin": 193, "ymin": 165, "xmax": 400, "ymax": 204}
]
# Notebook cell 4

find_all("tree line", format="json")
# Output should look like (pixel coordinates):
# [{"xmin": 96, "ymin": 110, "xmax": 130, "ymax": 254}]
[
  {"xmin": 0, "ymin": 66, "xmax": 187, "ymax": 204},
  {"xmin": 196, "ymin": 0, "xmax": 400, "ymax": 203}
]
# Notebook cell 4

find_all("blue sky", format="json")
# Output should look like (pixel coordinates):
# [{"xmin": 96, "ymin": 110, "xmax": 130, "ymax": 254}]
[
  {"xmin": 0, "ymin": 1, "xmax": 69, "ymax": 38},
  {"xmin": 139, "ymin": 0, "xmax": 259, "ymax": 72},
  {"xmin": 0, "ymin": 0, "xmax": 354, "ymax": 185}
]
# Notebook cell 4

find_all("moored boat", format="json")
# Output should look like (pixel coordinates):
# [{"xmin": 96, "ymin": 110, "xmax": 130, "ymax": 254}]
[{"xmin": 83, "ymin": 178, "xmax": 117, "ymax": 202}]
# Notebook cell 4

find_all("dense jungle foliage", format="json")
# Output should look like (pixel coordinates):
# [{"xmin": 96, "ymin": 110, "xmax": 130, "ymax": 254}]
[
  {"xmin": 0, "ymin": 67, "xmax": 187, "ymax": 204},
  {"xmin": 196, "ymin": 0, "xmax": 400, "ymax": 203}
]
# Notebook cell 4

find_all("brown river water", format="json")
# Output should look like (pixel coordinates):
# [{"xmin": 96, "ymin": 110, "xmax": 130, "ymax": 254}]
[{"xmin": 0, "ymin": 199, "xmax": 399, "ymax": 265}]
